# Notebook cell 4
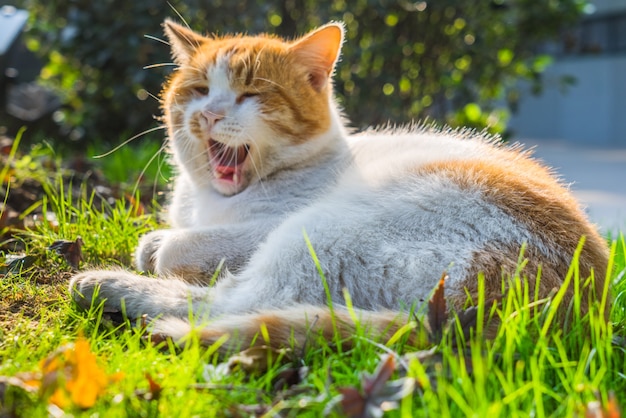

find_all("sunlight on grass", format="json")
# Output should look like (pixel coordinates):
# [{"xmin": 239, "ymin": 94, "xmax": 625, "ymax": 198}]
[{"xmin": 0, "ymin": 147, "xmax": 625, "ymax": 416}]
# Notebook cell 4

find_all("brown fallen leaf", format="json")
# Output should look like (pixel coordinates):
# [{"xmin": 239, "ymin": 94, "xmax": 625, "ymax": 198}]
[
  {"xmin": 0, "ymin": 373, "xmax": 40, "ymax": 418},
  {"xmin": 126, "ymin": 193, "xmax": 146, "ymax": 217},
  {"xmin": 427, "ymin": 273, "xmax": 448, "ymax": 343},
  {"xmin": 3, "ymin": 254, "xmax": 37, "ymax": 274},
  {"xmin": 335, "ymin": 355, "xmax": 415, "ymax": 418},
  {"xmin": 586, "ymin": 391, "xmax": 621, "ymax": 418},
  {"xmin": 272, "ymin": 366, "xmax": 309, "ymax": 391},
  {"xmin": 134, "ymin": 373, "xmax": 163, "ymax": 401},
  {"xmin": 49, "ymin": 237, "xmax": 83, "ymax": 269},
  {"xmin": 227, "ymin": 345, "xmax": 292, "ymax": 375},
  {"xmin": 0, "ymin": 374, "xmax": 40, "ymax": 395}
]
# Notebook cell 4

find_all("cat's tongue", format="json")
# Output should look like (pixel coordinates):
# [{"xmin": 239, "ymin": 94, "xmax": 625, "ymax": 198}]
[{"xmin": 209, "ymin": 139, "xmax": 249, "ymax": 180}]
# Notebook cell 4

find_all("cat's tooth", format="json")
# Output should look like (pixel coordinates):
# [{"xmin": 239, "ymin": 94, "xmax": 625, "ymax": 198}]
[{"xmin": 233, "ymin": 173, "xmax": 239, "ymax": 184}]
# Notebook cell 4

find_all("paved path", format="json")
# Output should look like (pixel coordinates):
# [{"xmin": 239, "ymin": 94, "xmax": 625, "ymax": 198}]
[{"xmin": 519, "ymin": 139, "xmax": 626, "ymax": 234}]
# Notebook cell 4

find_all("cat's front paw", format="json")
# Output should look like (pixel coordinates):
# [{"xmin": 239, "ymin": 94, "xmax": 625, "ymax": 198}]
[
  {"xmin": 135, "ymin": 230, "xmax": 170, "ymax": 273},
  {"xmin": 69, "ymin": 269, "xmax": 152, "ymax": 318},
  {"xmin": 70, "ymin": 270, "xmax": 121, "ymax": 312}
]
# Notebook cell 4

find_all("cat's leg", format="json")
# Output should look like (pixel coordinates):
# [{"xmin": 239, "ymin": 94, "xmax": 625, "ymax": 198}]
[
  {"xmin": 134, "ymin": 223, "xmax": 276, "ymax": 282},
  {"xmin": 69, "ymin": 269, "xmax": 212, "ymax": 320},
  {"xmin": 69, "ymin": 264, "xmax": 295, "ymax": 324},
  {"xmin": 134, "ymin": 229, "xmax": 168, "ymax": 273}
]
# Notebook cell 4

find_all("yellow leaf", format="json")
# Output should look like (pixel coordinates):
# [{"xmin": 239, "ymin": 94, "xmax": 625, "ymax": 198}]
[{"xmin": 36, "ymin": 337, "xmax": 124, "ymax": 409}]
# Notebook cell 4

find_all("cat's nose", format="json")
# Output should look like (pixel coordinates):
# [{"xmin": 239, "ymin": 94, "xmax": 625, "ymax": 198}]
[{"xmin": 201, "ymin": 107, "xmax": 225, "ymax": 126}]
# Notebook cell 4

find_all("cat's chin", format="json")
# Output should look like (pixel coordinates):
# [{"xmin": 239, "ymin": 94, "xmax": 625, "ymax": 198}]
[{"xmin": 211, "ymin": 175, "xmax": 249, "ymax": 196}]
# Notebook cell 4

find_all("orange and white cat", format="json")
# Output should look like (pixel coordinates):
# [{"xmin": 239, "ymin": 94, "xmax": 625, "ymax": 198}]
[{"xmin": 70, "ymin": 20, "xmax": 609, "ymax": 350}]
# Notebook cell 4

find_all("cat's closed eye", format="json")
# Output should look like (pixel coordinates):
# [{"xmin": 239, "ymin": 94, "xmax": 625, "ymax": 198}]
[
  {"xmin": 236, "ymin": 92, "xmax": 259, "ymax": 104},
  {"xmin": 193, "ymin": 86, "xmax": 209, "ymax": 96}
]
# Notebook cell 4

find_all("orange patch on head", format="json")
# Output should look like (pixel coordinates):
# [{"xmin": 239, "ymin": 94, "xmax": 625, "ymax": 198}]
[{"xmin": 162, "ymin": 21, "xmax": 344, "ymax": 144}]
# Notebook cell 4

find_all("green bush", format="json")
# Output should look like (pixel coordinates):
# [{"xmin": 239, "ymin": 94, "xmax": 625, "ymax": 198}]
[{"xmin": 14, "ymin": 0, "xmax": 585, "ymax": 144}]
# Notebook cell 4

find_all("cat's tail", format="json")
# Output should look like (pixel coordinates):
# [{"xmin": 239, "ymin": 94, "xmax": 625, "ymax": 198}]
[{"xmin": 151, "ymin": 305, "xmax": 423, "ymax": 353}]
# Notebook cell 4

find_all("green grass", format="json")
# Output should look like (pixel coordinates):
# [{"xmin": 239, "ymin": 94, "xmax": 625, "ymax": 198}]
[
  {"xmin": 86, "ymin": 139, "xmax": 172, "ymax": 194},
  {"xmin": 1, "ymin": 147, "xmax": 625, "ymax": 417}
]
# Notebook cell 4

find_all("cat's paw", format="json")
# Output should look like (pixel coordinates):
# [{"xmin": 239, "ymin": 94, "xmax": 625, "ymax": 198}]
[
  {"xmin": 152, "ymin": 235, "xmax": 208, "ymax": 279},
  {"xmin": 70, "ymin": 270, "xmax": 120, "ymax": 312},
  {"xmin": 69, "ymin": 269, "xmax": 151, "ymax": 318},
  {"xmin": 135, "ymin": 230, "xmax": 170, "ymax": 273},
  {"xmin": 136, "ymin": 229, "xmax": 224, "ymax": 281}
]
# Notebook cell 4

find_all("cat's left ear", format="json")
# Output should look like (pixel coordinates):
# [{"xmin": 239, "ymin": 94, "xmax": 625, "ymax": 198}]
[
  {"xmin": 289, "ymin": 22, "xmax": 344, "ymax": 91},
  {"xmin": 163, "ymin": 19, "xmax": 208, "ymax": 65}
]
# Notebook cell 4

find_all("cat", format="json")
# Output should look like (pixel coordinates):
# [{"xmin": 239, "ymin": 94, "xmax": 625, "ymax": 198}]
[{"xmin": 69, "ymin": 19, "xmax": 609, "ymax": 351}]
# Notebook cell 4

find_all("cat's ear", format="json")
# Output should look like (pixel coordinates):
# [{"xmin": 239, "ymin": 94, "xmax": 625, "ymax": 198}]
[
  {"xmin": 289, "ymin": 22, "xmax": 344, "ymax": 91},
  {"xmin": 163, "ymin": 19, "xmax": 207, "ymax": 65}
]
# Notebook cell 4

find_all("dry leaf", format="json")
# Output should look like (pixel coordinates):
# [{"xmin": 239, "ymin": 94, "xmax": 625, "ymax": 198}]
[
  {"xmin": 586, "ymin": 392, "xmax": 622, "ymax": 418},
  {"xmin": 336, "ymin": 355, "xmax": 415, "ymax": 418},
  {"xmin": 0, "ymin": 374, "xmax": 38, "ymax": 418},
  {"xmin": 3, "ymin": 254, "xmax": 37, "ymax": 274},
  {"xmin": 126, "ymin": 193, "xmax": 146, "ymax": 217},
  {"xmin": 49, "ymin": 237, "xmax": 84, "ymax": 269},
  {"xmin": 226, "ymin": 345, "xmax": 292, "ymax": 375},
  {"xmin": 362, "ymin": 355, "xmax": 396, "ymax": 396},
  {"xmin": 133, "ymin": 373, "xmax": 162, "ymax": 401},
  {"xmin": 428, "ymin": 273, "xmax": 448, "ymax": 342},
  {"xmin": 0, "ymin": 374, "xmax": 40, "ymax": 395},
  {"xmin": 36, "ymin": 337, "xmax": 123, "ymax": 409},
  {"xmin": 272, "ymin": 366, "xmax": 309, "ymax": 391}
]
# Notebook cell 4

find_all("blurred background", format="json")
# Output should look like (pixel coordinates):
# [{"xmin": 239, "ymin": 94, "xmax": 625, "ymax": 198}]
[
  {"xmin": 0, "ymin": 0, "xmax": 624, "ymax": 230},
  {"xmin": 0, "ymin": 0, "xmax": 596, "ymax": 144}
]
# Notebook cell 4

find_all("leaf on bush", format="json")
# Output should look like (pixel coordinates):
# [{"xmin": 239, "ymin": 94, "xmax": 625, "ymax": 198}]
[
  {"xmin": 335, "ymin": 355, "xmax": 415, "ymax": 418},
  {"xmin": 49, "ymin": 237, "xmax": 83, "ymax": 269},
  {"xmin": 428, "ymin": 273, "xmax": 448, "ymax": 342}
]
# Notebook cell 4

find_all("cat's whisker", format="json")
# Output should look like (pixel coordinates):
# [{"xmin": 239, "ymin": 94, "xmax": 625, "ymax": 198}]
[
  {"xmin": 132, "ymin": 140, "xmax": 170, "ymax": 198},
  {"xmin": 166, "ymin": 3, "xmax": 201, "ymax": 49},
  {"xmin": 178, "ymin": 138, "xmax": 211, "ymax": 167},
  {"xmin": 144, "ymin": 34, "xmax": 170, "ymax": 46},
  {"xmin": 253, "ymin": 45, "xmax": 267, "ymax": 74},
  {"xmin": 93, "ymin": 125, "xmax": 167, "ymax": 159},
  {"xmin": 144, "ymin": 90, "xmax": 162, "ymax": 103},
  {"xmin": 236, "ymin": 54, "xmax": 250, "ymax": 78},
  {"xmin": 246, "ymin": 154, "xmax": 269, "ymax": 197},
  {"xmin": 252, "ymin": 76, "xmax": 286, "ymax": 90},
  {"xmin": 175, "ymin": 65, "xmax": 206, "ymax": 76},
  {"xmin": 144, "ymin": 62, "xmax": 179, "ymax": 70},
  {"xmin": 239, "ymin": 131, "xmax": 271, "ymax": 198}
]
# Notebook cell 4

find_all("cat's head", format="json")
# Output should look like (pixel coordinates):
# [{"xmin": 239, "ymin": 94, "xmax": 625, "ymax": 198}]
[{"xmin": 162, "ymin": 20, "xmax": 344, "ymax": 195}]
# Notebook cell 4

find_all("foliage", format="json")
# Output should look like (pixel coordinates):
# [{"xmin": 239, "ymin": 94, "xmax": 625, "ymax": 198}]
[{"xmin": 12, "ymin": 0, "xmax": 586, "ymax": 145}]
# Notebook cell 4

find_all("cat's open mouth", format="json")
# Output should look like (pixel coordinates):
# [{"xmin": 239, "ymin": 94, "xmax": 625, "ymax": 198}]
[{"xmin": 208, "ymin": 138, "xmax": 250, "ymax": 185}]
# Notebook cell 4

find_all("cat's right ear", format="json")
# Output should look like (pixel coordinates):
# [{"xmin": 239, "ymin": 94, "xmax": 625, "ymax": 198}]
[
  {"xmin": 163, "ymin": 19, "xmax": 207, "ymax": 65},
  {"xmin": 289, "ymin": 22, "xmax": 345, "ymax": 92}
]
